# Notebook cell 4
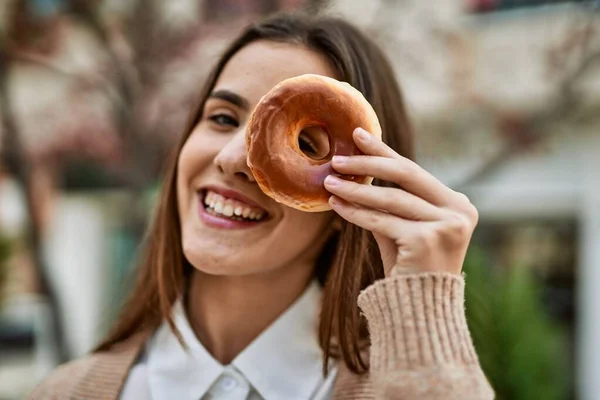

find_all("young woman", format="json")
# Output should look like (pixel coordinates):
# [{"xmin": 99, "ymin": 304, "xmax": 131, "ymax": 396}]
[{"xmin": 30, "ymin": 13, "xmax": 494, "ymax": 400}]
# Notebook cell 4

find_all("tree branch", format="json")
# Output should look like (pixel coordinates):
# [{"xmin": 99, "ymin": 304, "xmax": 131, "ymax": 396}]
[
  {"xmin": 65, "ymin": 0, "xmax": 156, "ymax": 190},
  {"xmin": 0, "ymin": 42, "xmax": 68, "ymax": 363}
]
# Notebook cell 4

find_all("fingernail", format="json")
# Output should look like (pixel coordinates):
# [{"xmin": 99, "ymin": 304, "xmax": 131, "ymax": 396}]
[
  {"xmin": 355, "ymin": 128, "xmax": 370, "ymax": 141},
  {"xmin": 329, "ymin": 196, "xmax": 341, "ymax": 205},
  {"xmin": 324, "ymin": 175, "xmax": 340, "ymax": 186},
  {"xmin": 332, "ymin": 155, "xmax": 347, "ymax": 165}
]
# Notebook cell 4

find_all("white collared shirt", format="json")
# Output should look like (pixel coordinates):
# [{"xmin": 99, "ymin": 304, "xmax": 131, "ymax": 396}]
[{"xmin": 119, "ymin": 281, "xmax": 337, "ymax": 400}]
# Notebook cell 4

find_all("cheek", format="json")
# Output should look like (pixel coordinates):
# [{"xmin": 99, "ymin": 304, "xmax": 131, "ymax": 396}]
[
  {"xmin": 177, "ymin": 131, "xmax": 216, "ymax": 187},
  {"xmin": 178, "ymin": 134, "xmax": 203, "ymax": 181},
  {"xmin": 280, "ymin": 210, "xmax": 334, "ymax": 248},
  {"xmin": 176, "ymin": 133, "xmax": 208, "ymax": 213}
]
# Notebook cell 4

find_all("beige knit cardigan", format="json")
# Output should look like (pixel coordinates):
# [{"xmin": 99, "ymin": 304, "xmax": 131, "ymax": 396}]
[{"xmin": 28, "ymin": 273, "xmax": 494, "ymax": 399}]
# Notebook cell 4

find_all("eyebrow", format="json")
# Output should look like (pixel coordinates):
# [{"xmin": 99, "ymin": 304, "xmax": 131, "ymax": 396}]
[{"xmin": 208, "ymin": 90, "xmax": 250, "ymax": 111}]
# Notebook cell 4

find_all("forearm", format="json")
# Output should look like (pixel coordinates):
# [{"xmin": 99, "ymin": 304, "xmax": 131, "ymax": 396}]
[{"xmin": 358, "ymin": 272, "xmax": 494, "ymax": 400}]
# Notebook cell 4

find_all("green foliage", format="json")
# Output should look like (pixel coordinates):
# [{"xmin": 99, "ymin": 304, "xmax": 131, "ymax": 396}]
[{"xmin": 464, "ymin": 248, "xmax": 569, "ymax": 400}]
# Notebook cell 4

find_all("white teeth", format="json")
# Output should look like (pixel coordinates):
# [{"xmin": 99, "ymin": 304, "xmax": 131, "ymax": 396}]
[{"xmin": 202, "ymin": 190, "xmax": 266, "ymax": 221}]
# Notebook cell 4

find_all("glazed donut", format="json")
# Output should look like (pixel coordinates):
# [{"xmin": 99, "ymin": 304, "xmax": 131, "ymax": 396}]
[{"xmin": 245, "ymin": 74, "xmax": 382, "ymax": 212}]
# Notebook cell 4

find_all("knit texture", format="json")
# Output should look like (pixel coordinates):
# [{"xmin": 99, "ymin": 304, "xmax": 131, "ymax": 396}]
[
  {"xmin": 28, "ymin": 331, "xmax": 149, "ymax": 400},
  {"xmin": 27, "ymin": 273, "xmax": 494, "ymax": 400},
  {"xmin": 356, "ymin": 272, "xmax": 494, "ymax": 399}
]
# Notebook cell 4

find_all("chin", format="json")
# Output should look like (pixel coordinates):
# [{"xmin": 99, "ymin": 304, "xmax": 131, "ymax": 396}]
[{"xmin": 182, "ymin": 241, "xmax": 261, "ymax": 277}]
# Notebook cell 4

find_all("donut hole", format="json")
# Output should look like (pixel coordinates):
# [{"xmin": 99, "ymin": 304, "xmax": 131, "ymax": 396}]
[{"xmin": 298, "ymin": 125, "xmax": 331, "ymax": 161}]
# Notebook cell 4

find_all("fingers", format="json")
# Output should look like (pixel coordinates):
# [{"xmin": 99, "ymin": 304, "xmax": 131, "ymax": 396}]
[
  {"xmin": 324, "ymin": 175, "xmax": 443, "ymax": 221},
  {"xmin": 353, "ymin": 128, "xmax": 399, "ymax": 159},
  {"xmin": 332, "ymin": 152, "xmax": 453, "ymax": 207},
  {"xmin": 329, "ymin": 195, "xmax": 414, "ymax": 238}
]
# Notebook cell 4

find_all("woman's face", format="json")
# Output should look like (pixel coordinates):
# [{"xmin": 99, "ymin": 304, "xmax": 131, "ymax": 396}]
[{"xmin": 177, "ymin": 41, "xmax": 337, "ymax": 277}]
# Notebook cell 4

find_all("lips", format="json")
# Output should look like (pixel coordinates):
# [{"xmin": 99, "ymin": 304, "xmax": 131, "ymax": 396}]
[
  {"xmin": 198, "ymin": 186, "xmax": 269, "ymax": 225},
  {"xmin": 203, "ymin": 190, "xmax": 267, "ymax": 221}
]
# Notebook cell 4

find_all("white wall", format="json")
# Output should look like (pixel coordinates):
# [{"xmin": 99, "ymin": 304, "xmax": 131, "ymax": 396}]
[{"xmin": 42, "ymin": 195, "xmax": 110, "ymax": 358}]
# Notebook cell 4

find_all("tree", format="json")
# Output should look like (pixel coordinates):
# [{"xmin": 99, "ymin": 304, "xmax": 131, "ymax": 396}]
[
  {"xmin": 0, "ymin": 0, "xmax": 327, "ymax": 362},
  {"xmin": 463, "ymin": 248, "xmax": 569, "ymax": 400},
  {"xmin": 365, "ymin": 0, "xmax": 600, "ymax": 188}
]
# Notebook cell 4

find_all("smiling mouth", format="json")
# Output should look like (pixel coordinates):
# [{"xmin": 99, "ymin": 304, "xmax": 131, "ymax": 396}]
[{"xmin": 201, "ymin": 190, "xmax": 268, "ymax": 222}]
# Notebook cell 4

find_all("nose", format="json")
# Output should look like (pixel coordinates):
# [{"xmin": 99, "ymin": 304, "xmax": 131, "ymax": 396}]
[{"xmin": 213, "ymin": 130, "xmax": 256, "ymax": 182}]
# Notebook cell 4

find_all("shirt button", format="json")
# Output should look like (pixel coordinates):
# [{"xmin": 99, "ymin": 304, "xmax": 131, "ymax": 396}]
[{"xmin": 220, "ymin": 375, "xmax": 238, "ymax": 392}]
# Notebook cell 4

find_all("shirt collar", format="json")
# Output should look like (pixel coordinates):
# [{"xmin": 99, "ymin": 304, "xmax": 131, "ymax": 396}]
[
  {"xmin": 146, "ymin": 280, "xmax": 326, "ymax": 400},
  {"xmin": 233, "ymin": 281, "xmax": 325, "ymax": 400},
  {"xmin": 146, "ymin": 298, "xmax": 222, "ymax": 400}
]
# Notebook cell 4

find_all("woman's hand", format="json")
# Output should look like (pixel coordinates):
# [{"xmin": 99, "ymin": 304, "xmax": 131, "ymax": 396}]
[{"xmin": 324, "ymin": 128, "xmax": 478, "ymax": 277}]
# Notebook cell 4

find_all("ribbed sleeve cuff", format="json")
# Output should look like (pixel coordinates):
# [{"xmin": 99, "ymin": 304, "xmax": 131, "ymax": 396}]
[{"xmin": 357, "ymin": 272, "xmax": 479, "ymax": 372}]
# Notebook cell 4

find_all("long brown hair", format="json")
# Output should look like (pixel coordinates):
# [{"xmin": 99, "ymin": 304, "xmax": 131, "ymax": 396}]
[{"xmin": 96, "ymin": 12, "xmax": 414, "ymax": 375}]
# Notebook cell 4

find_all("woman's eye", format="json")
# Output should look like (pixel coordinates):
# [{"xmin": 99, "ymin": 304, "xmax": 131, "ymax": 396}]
[
  {"xmin": 298, "ymin": 136, "xmax": 317, "ymax": 154},
  {"xmin": 208, "ymin": 114, "xmax": 239, "ymax": 128}
]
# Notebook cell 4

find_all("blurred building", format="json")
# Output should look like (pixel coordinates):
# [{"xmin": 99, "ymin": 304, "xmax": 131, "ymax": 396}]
[{"xmin": 328, "ymin": 1, "xmax": 598, "ymax": 399}]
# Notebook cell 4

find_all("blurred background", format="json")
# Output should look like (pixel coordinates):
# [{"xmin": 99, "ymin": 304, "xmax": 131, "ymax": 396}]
[{"xmin": 0, "ymin": 0, "xmax": 598, "ymax": 399}]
